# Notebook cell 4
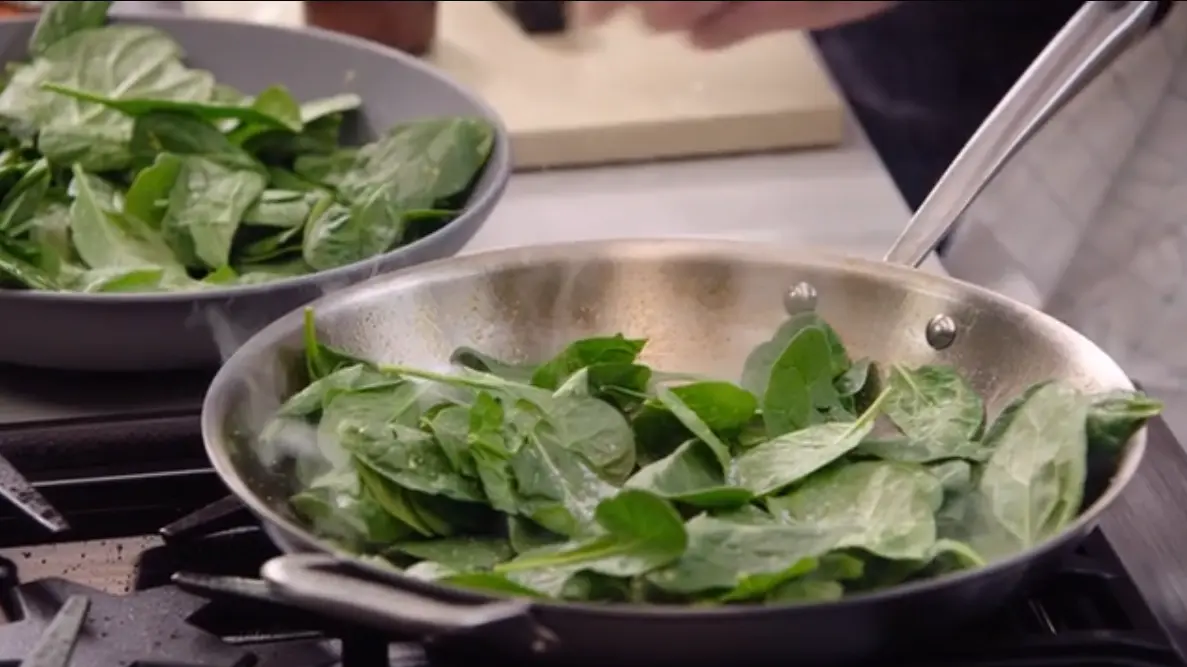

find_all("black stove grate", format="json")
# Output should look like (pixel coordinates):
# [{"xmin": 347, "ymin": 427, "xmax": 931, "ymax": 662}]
[{"xmin": 0, "ymin": 495, "xmax": 1183, "ymax": 667}]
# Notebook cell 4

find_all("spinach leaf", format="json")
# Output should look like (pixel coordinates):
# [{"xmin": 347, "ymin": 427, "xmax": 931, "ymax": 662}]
[
  {"xmin": 741, "ymin": 313, "xmax": 849, "ymax": 396},
  {"xmin": 1, "ymin": 25, "xmax": 213, "ymax": 170},
  {"xmin": 439, "ymin": 553, "xmax": 632, "ymax": 601},
  {"xmin": 0, "ymin": 243, "xmax": 58, "ymax": 290},
  {"xmin": 658, "ymin": 381, "xmax": 757, "ymax": 433},
  {"xmin": 763, "ymin": 553, "xmax": 864, "ymax": 604},
  {"xmin": 291, "ymin": 468, "xmax": 412, "ymax": 550},
  {"xmin": 494, "ymin": 490, "xmax": 686, "ymax": 577},
  {"xmin": 626, "ymin": 439, "xmax": 753, "ymax": 509},
  {"xmin": 653, "ymin": 386, "xmax": 734, "ymax": 470},
  {"xmin": 297, "ymin": 117, "xmax": 494, "ymax": 270},
  {"xmin": 855, "ymin": 435, "xmax": 988, "ymax": 464},
  {"xmin": 159, "ymin": 154, "xmax": 266, "ymax": 269},
  {"xmin": 301, "ymin": 308, "xmax": 368, "ymax": 381},
  {"xmin": 300, "ymin": 196, "xmax": 398, "ymax": 271},
  {"xmin": 966, "ymin": 382, "xmax": 1089, "ymax": 560},
  {"xmin": 389, "ymin": 536, "xmax": 514, "ymax": 571},
  {"xmin": 509, "ymin": 424, "xmax": 617, "ymax": 537},
  {"xmin": 531, "ymin": 335, "xmax": 646, "ymax": 390},
  {"xmin": 424, "ymin": 404, "xmax": 476, "ymax": 477},
  {"xmin": 74, "ymin": 265, "xmax": 169, "ymax": 292},
  {"xmin": 548, "ymin": 394, "xmax": 637, "ymax": 484},
  {"xmin": 384, "ymin": 361, "xmax": 636, "ymax": 484},
  {"xmin": 344, "ymin": 424, "xmax": 486, "ymax": 503},
  {"xmin": 40, "ymin": 81, "xmax": 304, "ymax": 132},
  {"xmin": 243, "ymin": 189, "xmax": 315, "ymax": 229},
  {"xmin": 129, "ymin": 112, "xmax": 259, "ymax": 171},
  {"xmin": 834, "ymin": 358, "xmax": 871, "ymax": 399},
  {"xmin": 928, "ymin": 460, "xmax": 976, "ymax": 539},
  {"xmin": 124, "ymin": 153, "xmax": 181, "ymax": 227},
  {"xmin": 22, "ymin": 200, "xmax": 75, "ymax": 277},
  {"xmin": 729, "ymin": 389, "xmax": 888, "ymax": 497},
  {"xmin": 507, "ymin": 516, "xmax": 564, "ymax": 554},
  {"xmin": 767, "ymin": 461, "xmax": 943, "ymax": 561},
  {"xmin": 28, "ymin": 1, "xmax": 114, "ymax": 57},
  {"xmin": 227, "ymin": 90, "xmax": 349, "ymax": 147},
  {"xmin": 646, "ymin": 515, "xmax": 838, "ymax": 597},
  {"xmin": 632, "ymin": 381, "xmax": 756, "ymax": 463},
  {"xmin": 294, "ymin": 149, "xmax": 356, "ymax": 188},
  {"xmin": 336, "ymin": 116, "xmax": 495, "ymax": 208},
  {"xmin": 879, "ymin": 364, "xmax": 985, "ymax": 460},
  {"xmin": 277, "ymin": 363, "xmax": 403, "ymax": 419},
  {"xmin": 1085, "ymin": 389, "xmax": 1162, "ymax": 453},
  {"xmin": 356, "ymin": 464, "xmax": 476, "ymax": 538},
  {"xmin": 450, "ymin": 346, "xmax": 536, "ymax": 383},
  {"xmin": 0, "ymin": 158, "xmax": 51, "ymax": 235},
  {"xmin": 466, "ymin": 392, "xmax": 520, "ymax": 515},
  {"xmin": 762, "ymin": 324, "xmax": 845, "ymax": 436},
  {"xmin": 315, "ymin": 384, "xmax": 422, "ymax": 465},
  {"xmin": 67, "ymin": 165, "xmax": 180, "ymax": 272},
  {"xmin": 299, "ymin": 94, "xmax": 363, "ymax": 124}
]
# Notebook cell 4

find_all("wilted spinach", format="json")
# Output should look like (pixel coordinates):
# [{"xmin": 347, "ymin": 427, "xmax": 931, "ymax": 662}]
[
  {"xmin": 0, "ymin": 1, "xmax": 495, "ymax": 293},
  {"xmin": 265, "ymin": 307, "xmax": 1161, "ymax": 606}
]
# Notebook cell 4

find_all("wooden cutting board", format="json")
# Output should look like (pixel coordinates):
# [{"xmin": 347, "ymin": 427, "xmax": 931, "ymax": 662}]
[{"xmin": 184, "ymin": 1, "xmax": 846, "ymax": 169}]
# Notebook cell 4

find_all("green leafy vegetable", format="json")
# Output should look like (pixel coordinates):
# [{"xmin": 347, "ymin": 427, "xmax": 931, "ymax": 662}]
[
  {"xmin": 729, "ymin": 389, "xmax": 889, "ymax": 496},
  {"xmin": 856, "ymin": 364, "xmax": 987, "ymax": 463},
  {"xmin": 268, "ymin": 309, "xmax": 1158, "ymax": 606},
  {"xmin": 963, "ymin": 382, "xmax": 1091, "ymax": 560},
  {"xmin": 0, "ymin": 2, "xmax": 494, "ymax": 293},
  {"xmin": 1085, "ymin": 389, "xmax": 1163, "ymax": 453}
]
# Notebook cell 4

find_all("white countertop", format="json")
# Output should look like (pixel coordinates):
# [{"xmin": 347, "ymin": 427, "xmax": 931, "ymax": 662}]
[
  {"xmin": 168, "ymin": 2, "xmax": 926, "ymax": 269},
  {"xmin": 463, "ymin": 123, "xmax": 944, "ymax": 274},
  {"xmin": 172, "ymin": 2, "xmax": 916, "ymax": 263},
  {"xmin": 183, "ymin": 1, "xmax": 845, "ymax": 168}
]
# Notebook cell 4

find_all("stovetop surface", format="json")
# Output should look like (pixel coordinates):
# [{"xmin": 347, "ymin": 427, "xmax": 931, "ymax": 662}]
[
  {"xmin": 1, "ymin": 369, "xmax": 1187, "ymax": 666},
  {"xmin": 0, "ymin": 363, "xmax": 209, "ymax": 426}
]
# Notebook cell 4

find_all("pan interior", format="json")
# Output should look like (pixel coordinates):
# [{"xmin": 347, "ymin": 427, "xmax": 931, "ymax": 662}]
[{"xmin": 205, "ymin": 241, "xmax": 1141, "ymax": 572}]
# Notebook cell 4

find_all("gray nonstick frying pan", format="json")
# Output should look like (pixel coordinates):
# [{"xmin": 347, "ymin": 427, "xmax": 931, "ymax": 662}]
[{"xmin": 0, "ymin": 11, "xmax": 510, "ymax": 372}]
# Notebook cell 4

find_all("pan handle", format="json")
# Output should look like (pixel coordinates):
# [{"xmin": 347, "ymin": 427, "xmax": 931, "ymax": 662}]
[
  {"xmin": 883, "ymin": 0, "xmax": 1162, "ymax": 268},
  {"xmin": 261, "ymin": 553, "xmax": 557, "ymax": 650}
]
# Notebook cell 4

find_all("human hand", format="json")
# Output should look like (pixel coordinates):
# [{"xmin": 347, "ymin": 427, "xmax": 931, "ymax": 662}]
[{"xmin": 576, "ymin": 2, "xmax": 898, "ymax": 50}]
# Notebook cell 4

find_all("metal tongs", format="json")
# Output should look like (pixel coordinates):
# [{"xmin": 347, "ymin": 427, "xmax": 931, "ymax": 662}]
[{"xmin": 884, "ymin": 0, "xmax": 1163, "ymax": 268}]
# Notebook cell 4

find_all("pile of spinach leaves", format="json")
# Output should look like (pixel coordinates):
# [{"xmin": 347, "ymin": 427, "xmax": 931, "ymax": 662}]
[
  {"xmin": 265, "ymin": 309, "xmax": 1161, "ymax": 605},
  {"xmin": 0, "ymin": 1, "xmax": 494, "ymax": 293}
]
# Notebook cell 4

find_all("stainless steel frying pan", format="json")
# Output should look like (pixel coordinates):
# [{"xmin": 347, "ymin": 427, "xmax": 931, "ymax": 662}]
[{"xmin": 200, "ymin": 3, "xmax": 1159, "ymax": 665}]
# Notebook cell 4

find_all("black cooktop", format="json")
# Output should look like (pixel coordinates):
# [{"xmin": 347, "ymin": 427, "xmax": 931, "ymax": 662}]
[{"xmin": 0, "ymin": 369, "xmax": 1186, "ymax": 666}]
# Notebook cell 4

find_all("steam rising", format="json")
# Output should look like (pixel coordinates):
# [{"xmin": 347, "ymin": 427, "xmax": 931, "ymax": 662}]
[
  {"xmin": 200, "ymin": 244, "xmax": 784, "ymax": 510},
  {"xmin": 201, "ymin": 274, "xmax": 363, "ymax": 474}
]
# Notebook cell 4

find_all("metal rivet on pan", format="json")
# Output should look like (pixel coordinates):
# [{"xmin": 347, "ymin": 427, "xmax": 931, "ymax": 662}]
[
  {"xmin": 925, "ymin": 314, "xmax": 958, "ymax": 350},
  {"xmin": 783, "ymin": 281, "xmax": 818, "ymax": 314}
]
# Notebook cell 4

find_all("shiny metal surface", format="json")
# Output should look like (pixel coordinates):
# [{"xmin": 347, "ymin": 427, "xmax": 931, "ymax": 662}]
[
  {"xmin": 0, "ymin": 454, "xmax": 65, "ymax": 533},
  {"xmin": 884, "ymin": 1, "xmax": 1159, "ymax": 266},
  {"xmin": 201, "ymin": 239, "xmax": 1146, "ymax": 664}
]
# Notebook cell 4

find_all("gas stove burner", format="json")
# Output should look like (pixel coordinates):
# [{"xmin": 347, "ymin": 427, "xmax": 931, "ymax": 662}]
[
  {"xmin": 159, "ymin": 495, "xmax": 251, "ymax": 543},
  {"xmin": 0, "ymin": 575, "xmax": 256, "ymax": 666},
  {"xmin": 4, "ymin": 430, "xmax": 1187, "ymax": 667},
  {"xmin": 0, "ymin": 453, "xmax": 65, "ymax": 534}
]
